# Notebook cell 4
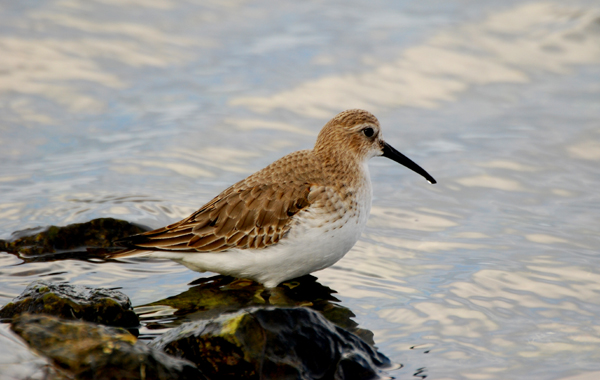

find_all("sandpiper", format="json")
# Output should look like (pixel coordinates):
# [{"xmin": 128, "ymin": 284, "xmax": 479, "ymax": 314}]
[{"xmin": 113, "ymin": 109, "xmax": 436, "ymax": 288}]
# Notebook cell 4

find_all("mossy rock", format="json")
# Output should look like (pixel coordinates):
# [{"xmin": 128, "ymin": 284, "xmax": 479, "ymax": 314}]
[
  {"xmin": 0, "ymin": 322, "xmax": 71, "ymax": 380},
  {"xmin": 151, "ymin": 307, "xmax": 391, "ymax": 380},
  {"xmin": 141, "ymin": 275, "xmax": 374, "ymax": 345},
  {"xmin": 0, "ymin": 280, "xmax": 139, "ymax": 328},
  {"xmin": 11, "ymin": 313, "xmax": 203, "ymax": 380},
  {"xmin": 0, "ymin": 217, "xmax": 148, "ymax": 260}
]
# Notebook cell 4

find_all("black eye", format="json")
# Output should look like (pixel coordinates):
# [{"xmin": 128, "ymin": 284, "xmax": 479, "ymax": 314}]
[{"xmin": 362, "ymin": 127, "xmax": 374, "ymax": 138}]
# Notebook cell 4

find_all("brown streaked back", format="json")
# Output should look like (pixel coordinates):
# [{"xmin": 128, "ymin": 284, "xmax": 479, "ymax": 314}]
[{"xmin": 113, "ymin": 150, "xmax": 325, "ymax": 255}]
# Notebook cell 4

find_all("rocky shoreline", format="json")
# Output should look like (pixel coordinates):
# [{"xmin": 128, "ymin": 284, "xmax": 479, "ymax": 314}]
[{"xmin": 0, "ymin": 219, "xmax": 395, "ymax": 379}]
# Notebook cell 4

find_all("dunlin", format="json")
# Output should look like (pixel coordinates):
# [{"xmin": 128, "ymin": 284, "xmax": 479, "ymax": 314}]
[{"xmin": 113, "ymin": 109, "xmax": 436, "ymax": 288}]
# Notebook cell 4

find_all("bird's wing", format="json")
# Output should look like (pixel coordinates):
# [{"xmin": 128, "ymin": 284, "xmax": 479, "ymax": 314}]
[{"xmin": 112, "ymin": 182, "xmax": 313, "ymax": 255}]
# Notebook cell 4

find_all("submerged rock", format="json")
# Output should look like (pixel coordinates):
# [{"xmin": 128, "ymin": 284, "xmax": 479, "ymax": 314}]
[
  {"xmin": 0, "ymin": 217, "xmax": 148, "ymax": 260},
  {"xmin": 11, "ymin": 314, "xmax": 204, "ymax": 380},
  {"xmin": 0, "ymin": 280, "xmax": 139, "ymax": 328},
  {"xmin": 151, "ymin": 307, "xmax": 391, "ymax": 380},
  {"xmin": 140, "ymin": 274, "xmax": 375, "ymax": 345}
]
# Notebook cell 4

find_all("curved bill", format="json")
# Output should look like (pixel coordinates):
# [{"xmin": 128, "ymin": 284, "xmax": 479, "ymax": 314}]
[{"xmin": 382, "ymin": 142, "xmax": 437, "ymax": 184}]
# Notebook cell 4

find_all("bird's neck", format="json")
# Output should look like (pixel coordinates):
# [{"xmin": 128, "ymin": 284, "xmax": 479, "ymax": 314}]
[{"xmin": 313, "ymin": 148, "xmax": 370, "ymax": 191}]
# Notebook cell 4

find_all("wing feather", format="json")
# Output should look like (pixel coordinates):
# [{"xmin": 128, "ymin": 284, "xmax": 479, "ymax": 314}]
[{"xmin": 112, "ymin": 181, "xmax": 313, "ymax": 256}]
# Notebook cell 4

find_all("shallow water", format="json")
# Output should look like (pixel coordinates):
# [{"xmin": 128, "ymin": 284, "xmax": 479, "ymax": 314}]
[{"xmin": 1, "ymin": 1, "xmax": 600, "ymax": 379}]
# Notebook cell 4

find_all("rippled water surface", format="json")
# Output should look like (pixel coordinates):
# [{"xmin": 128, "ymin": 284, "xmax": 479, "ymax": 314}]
[{"xmin": 1, "ymin": 1, "xmax": 600, "ymax": 379}]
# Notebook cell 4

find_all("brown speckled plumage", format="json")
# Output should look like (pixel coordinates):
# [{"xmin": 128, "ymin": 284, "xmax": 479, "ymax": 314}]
[{"xmin": 113, "ymin": 109, "xmax": 381, "ymax": 256}]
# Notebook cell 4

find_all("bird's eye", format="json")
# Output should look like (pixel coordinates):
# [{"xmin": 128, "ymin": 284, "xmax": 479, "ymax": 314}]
[{"xmin": 362, "ymin": 127, "xmax": 375, "ymax": 138}]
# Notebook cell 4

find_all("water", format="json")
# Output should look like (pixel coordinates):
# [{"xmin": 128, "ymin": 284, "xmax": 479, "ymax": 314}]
[{"xmin": 1, "ymin": 1, "xmax": 600, "ymax": 379}]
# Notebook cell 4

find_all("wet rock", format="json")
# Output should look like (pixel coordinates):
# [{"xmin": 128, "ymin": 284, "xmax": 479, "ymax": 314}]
[
  {"xmin": 11, "ymin": 313, "xmax": 204, "ymax": 380},
  {"xmin": 151, "ymin": 307, "xmax": 391, "ymax": 380},
  {"xmin": 0, "ymin": 280, "xmax": 139, "ymax": 328},
  {"xmin": 140, "ymin": 274, "xmax": 375, "ymax": 345},
  {"xmin": 0, "ymin": 322, "xmax": 69, "ymax": 380},
  {"xmin": 0, "ymin": 217, "xmax": 149, "ymax": 261}
]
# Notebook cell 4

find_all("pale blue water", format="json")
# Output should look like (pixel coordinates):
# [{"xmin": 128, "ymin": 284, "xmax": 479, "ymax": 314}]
[{"xmin": 1, "ymin": 1, "xmax": 600, "ymax": 379}]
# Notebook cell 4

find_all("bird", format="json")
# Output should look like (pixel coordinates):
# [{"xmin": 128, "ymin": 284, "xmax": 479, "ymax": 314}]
[{"xmin": 112, "ymin": 109, "xmax": 436, "ymax": 288}]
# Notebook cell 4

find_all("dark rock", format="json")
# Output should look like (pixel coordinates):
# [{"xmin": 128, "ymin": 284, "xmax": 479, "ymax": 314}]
[
  {"xmin": 151, "ymin": 307, "xmax": 391, "ymax": 380},
  {"xmin": 0, "ymin": 217, "xmax": 149, "ymax": 261},
  {"xmin": 140, "ymin": 274, "xmax": 375, "ymax": 345},
  {"xmin": 0, "ymin": 280, "xmax": 139, "ymax": 328},
  {"xmin": 11, "ymin": 314, "xmax": 204, "ymax": 380}
]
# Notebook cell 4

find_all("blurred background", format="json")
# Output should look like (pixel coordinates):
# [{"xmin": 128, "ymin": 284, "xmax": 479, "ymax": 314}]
[{"xmin": 1, "ymin": 1, "xmax": 600, "ymax": 379}]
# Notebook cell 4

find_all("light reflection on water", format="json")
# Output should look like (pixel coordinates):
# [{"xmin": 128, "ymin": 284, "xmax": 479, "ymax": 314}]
[{"xmin": 1, "ymin": 1, "xmax": 600, "ymax": 379}]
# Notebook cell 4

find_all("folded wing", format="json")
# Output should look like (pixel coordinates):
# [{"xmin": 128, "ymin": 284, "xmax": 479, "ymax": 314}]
[{"xmin": 111, "ymin": 182, "xmax": 312, "ymax": 257}]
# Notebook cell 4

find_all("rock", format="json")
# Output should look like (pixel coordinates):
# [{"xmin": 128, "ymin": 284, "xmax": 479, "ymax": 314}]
[
  {"xmin": 0, "ymin": 217, "xmax": 148, "ymax": 260},
  {"xmin": 0, "ymin": 280, "xmax": 139, "ymax": 328},
  {"xmin": 0, "ymin": 322, "xmax": 69, "ymax": 380},
  {"xmin": 10, "ymin": 314, "xmax": 204, "ymax": 380},
  {"xmin": 151, "ymin": 307, "xmax": 391, "ymax": 380},
  {"xmin": 140, "ymin": 274, "xmax": 375, "ymax": 345}
]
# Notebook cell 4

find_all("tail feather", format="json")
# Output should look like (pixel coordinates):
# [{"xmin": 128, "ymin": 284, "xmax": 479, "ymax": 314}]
[
  {"xmin": 110, "ymin": 229, "xmax": 197, "ymax": 258},
  {"xmin": 107, "ymin": 247, "xmax": 151, "ymax": 258},
  {"xmin": 114, "ymin": 232, "xmax": 154, "ymax": 248}
]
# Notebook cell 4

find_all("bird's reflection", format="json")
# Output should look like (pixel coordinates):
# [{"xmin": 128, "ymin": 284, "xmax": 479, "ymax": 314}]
[{"xmin": 135, "ymin": 274, "xmax": 375, "ymax": 346}]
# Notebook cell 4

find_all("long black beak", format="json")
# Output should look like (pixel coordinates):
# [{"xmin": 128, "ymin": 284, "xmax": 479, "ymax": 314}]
[{"xmin": 382, "ymin": 142, "xmax": 436, "ymax": 184}]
